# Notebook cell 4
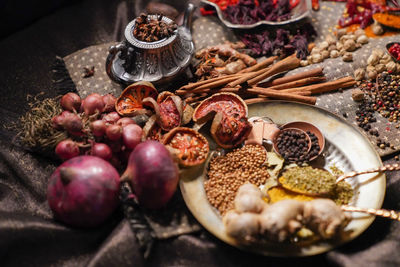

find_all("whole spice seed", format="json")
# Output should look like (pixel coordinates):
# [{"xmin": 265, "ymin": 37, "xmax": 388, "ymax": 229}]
[
  {"xmin": 355, "ymin": 71, "xmax": 400, "ymax": 148},
  {"xmin": 276, "ymin": 129, "xmax": 310, "ymax": 164},
  {"xmin": 204, "ymin": 144, "xmax": 270, "ymax": 215},
  {"xmin": 133, "ymin": 13, "xmax": 177, "ymax": 42}
]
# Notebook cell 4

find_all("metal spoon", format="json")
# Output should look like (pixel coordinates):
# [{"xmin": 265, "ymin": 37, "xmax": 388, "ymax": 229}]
[
  {"xmin": 342, "ymin": 205, "xmax": 400, "ymax": 221},
  {"xmin": 336, "ymin": 163, "xmax": 400, "ymax": 183},
  {"xmin": 280, "ymin": 163, "xmax": 400, "ymax": 197}
]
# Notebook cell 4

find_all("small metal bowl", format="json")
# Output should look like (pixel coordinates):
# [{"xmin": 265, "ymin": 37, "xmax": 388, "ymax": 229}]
[
  {"xmin": 281, "ymin": 121, "xmax": 325, "ymax": 161},
  {"xmin": 386, "ymin": 42, "xmax": 400, "ymax": 63},
  {"xmin": 201, "ymin": 0, "xmax": 311, "ymax": 29}
]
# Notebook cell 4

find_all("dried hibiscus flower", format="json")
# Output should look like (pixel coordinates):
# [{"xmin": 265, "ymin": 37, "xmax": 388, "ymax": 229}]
[{"xmin": 239, "ymin": 22, "xmax": 316, "ymax": 59}]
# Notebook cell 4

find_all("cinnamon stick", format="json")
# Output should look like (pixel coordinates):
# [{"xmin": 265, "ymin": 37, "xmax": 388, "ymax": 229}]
[
  {"xmin": 178, "ymin": 74, "xmax": 240, "ymax": 91},
  {"xmin": 245, "ymin": 98, "xmax": 270, "ymax": 105},
  {"xmin": 280, "ymin": 76, "xmax": 355, "ymax": 94},
  {"xmin": 227, "ymin": 66, "xmax": 271, "ymax": 87},
  {"xmin": 217, "ymin": 87, "xmax": 316, "ymax": 104},
  {"xmin": 259, "ymin": 67, "xmax": 324, "ymax": 87},
  {"xmin": 238, "ymin": 56, "xmax": 277, "ymax": 73},
  {"xmin": 246, "ymin": 55, "xmax": 301, "ymax": 86},
  {"xmin": 191, "ymin": 73, "xmax": 253, "ymax": 93},
  {"xmin": 263, "ymin": 76, "xmax": 326, "ymax": 91}
]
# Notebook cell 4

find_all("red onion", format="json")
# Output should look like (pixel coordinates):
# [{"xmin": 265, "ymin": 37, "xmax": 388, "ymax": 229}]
[
  {"xmin": 47, "ymin": 156, "xmax": 120, "ymax": 227},
  {"xmin": 55, "ymin": 139, "xmax": 80, "ymax": 160},
  {"xmin": 117, "ymin": 117, "xmax": 136, "ymax": 127},
  {"xmin": 91, "ymin": 143, "xmax": 112, "ymax": 160},
  {"xmin": 52, "ymin": 115, "xmax": 65, "ymax": 130},
  {"xmin": 106, "ymin": 125, "xmax": 122, "ymax": 141},
  {"xmin": 121, "ymin": 141, "xmax": 179, "ymax": 209},
  {"xmin": 102, "ymin": 112, "xmax": 120, "ymax": 125},
  {"xmin": 102, "ymin": 94, "xmax": 117, "ymax": 113},
  {"xmin": 60, "ymin": 92, "xmax": 81, "ymax": 112},
  {"xmin": 90, "ymin": 120, "xmax": 107, "ymax": 137},
  {"xmin": 122, "ymin": 124, "xmax": 142, "ymax": 149},
  {"xmin": 62, "ymin": 113, "xmax": 83, "ymax": 134},
  {"xmin": 82, "ymin": 93, "xmax": 104, "ymax": 115}
]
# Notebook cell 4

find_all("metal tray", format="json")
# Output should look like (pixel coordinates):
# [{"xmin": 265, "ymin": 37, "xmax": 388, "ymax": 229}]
[
  {"xmin": 201, "ymin": 0, "xmax": 311, "ymax": 29},
  {"xmin": 179, "ymin": 101, "xmax": 385, "ymax": 256}
]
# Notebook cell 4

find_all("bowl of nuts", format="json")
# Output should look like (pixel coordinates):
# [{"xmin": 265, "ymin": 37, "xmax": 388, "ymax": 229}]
[{"xmin": 106, "ymin": 4, "xmax": 195, "ymax": 86}]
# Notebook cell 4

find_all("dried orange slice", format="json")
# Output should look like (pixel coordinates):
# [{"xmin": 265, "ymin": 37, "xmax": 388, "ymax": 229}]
[
  {"xmin": 163, "ymin": 127, "xmax": 209, "ymax": 167},
  {"xmin": 115, "ymin": 81, "xmax": 158, "ymax": 116},
  {"xmin": 193, "ymin": 93, "xmax": 252, "ymax": 149}
]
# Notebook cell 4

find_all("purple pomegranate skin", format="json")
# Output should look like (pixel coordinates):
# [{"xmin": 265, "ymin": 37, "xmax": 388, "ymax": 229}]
[
  {"xmin": 123, "ymin": 140, "xmax": 179, "ymax": 209},
  {"xmin": 47, "ymin": 156, "xmax": 120, "ymax": 227}
]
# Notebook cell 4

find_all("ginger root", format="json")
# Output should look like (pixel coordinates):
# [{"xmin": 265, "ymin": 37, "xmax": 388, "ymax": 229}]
[{"xmin": 222, "ymin": 183, "xmax": 350, "ymax": 243}]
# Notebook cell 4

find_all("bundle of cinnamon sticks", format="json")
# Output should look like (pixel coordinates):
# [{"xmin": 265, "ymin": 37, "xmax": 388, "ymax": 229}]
[{"xmin": 176, "ymin": 54, "xmax": 356, "ymax": 105}]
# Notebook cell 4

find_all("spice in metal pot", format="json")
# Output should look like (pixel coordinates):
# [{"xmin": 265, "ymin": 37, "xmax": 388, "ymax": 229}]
[
  {"xmin": 276, "ymin": 129, "xmax": 310, "ymax": 164},
  {"xmin": 133, "ymin": 13, "xmax": 177, "ymax": 42},
  {"xmin": 204, "ymin": 144, "xmax": 270, "ymax": 215}
]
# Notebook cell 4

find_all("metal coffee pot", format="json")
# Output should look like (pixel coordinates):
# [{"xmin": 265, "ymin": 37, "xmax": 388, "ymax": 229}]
[{"xmin": 106, "ymin": 4, "xmax": 195, "ymax": 86}]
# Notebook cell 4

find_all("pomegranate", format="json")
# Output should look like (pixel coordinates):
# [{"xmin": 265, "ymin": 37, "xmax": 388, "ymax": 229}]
[{"xmin": 47, "ymin": 156, "xmax": 120, "ymax": 227}]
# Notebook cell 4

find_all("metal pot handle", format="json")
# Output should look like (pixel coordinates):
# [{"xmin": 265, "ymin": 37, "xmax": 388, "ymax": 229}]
[
  {"xmin": 106, "ymin": 42, "xmax": 127, "ymax": 81},
  {"xmin": 182, "ymin": 3, "xmax": 195, "ymax": 33}
]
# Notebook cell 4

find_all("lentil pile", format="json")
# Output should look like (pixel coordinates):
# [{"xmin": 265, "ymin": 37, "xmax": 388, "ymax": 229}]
[
  {"xmin": 133, "ymin": 13, "xmax": 177, "ymax": 42},
  {"xmin": 276, "ymin": 129, "xmax": 310, "ymax": 164},
  {"xmin": 204, "ymin": 144, "xmax": 270, "ymax": 215}
]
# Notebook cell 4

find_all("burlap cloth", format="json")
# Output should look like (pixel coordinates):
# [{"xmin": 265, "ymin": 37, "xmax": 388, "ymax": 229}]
[{"xmin": 60, "ymin": 1, "xmax": 400, "ymax": 241}]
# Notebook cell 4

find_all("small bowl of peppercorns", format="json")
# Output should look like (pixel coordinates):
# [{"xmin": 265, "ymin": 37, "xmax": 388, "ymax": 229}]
[
  {"xmin": 281, "ymin": 121, "xmax": 325, "ymax": 161},
  {"xmin": 273, "ymin": 128, "xmax": 312, "ymax": 164}
]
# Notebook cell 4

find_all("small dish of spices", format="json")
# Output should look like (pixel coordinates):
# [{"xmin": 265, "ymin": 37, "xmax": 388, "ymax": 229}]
[
  {"xmin": 386, "ymin": 42, "xmax": 400, "ymax": 63},
  {"xmin": 273, "ymin": 128, "xmax": 311, "ymax": 164},
  {"xmin": 281, "ymin": 121, "xmax": 325, "ymax": 161}
]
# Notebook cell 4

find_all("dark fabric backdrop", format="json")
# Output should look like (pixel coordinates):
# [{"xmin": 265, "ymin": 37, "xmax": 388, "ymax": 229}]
[{"xmin": 1, "ymin": 0, "xmax": 400, "ymax": 266}]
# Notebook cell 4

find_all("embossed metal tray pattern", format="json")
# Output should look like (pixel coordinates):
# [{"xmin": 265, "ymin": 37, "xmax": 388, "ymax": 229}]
[{"xmin": 179, "ymin": 101, "xmax": 386, "ymax": 256}]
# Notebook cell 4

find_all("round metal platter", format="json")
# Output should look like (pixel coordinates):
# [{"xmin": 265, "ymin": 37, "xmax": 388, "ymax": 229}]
[{"xmin": 179, "ymin": 101, "xmax": 386, "ymax": 257}]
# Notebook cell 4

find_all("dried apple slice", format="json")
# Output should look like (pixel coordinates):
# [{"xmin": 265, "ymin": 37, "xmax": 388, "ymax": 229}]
[
  {"xmin": 193, "ymin": 93, "xmax": 252, "ymax": 148},
  {"xmin": 115, "ymin": 81, "xmax": 158, "ymax": 116},
  {"xmin": 163, "ymin": 127, "xmax": 209, "ymax": 167}
]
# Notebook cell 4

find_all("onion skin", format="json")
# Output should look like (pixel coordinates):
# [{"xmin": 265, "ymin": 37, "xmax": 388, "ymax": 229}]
[
  {"xmin": 106, "ymin": 125, "xmax": 122, "ymax": 141},
  {"xmin": 117, "ymin": 117, "xmax": 136, "ymax": 127},
  {"xmin": 83, "ymin": 93, "xmax": 105, "ymax": 115},
  {"xmin": 63, "ymin": 113, "xmax": 83, "ymax": 134},
  {"xmin": 102, "ymin": 112, "xmax": 121, "ymax": 125},
  {"xmin": 47, "ymin": 156, "xmax": 120, "ymax": 227},
  {"xmin": 90, "ymin": 120, "xmax": 107, "ymax": 137},
  {"xmin": 61, "ymin": 93, "xmax": 81, "ymax": 112},
  {"xmin": 91, "ymin": 143, "xmax": 113, "ymax": 160},
  {"xmin": 122, "ymin": 124, "xmax": 143, "ymax": 149},
  {"xmin": 102, "ymin": 94, "xmax": 117, "ymax": 113},
  {"xmin": 121, "ymin": 141, "xmax": 179, "ymax": 209},
  {"xmin": 55, "ymin": 140, "xmax": 80, "ymax": 160}
]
